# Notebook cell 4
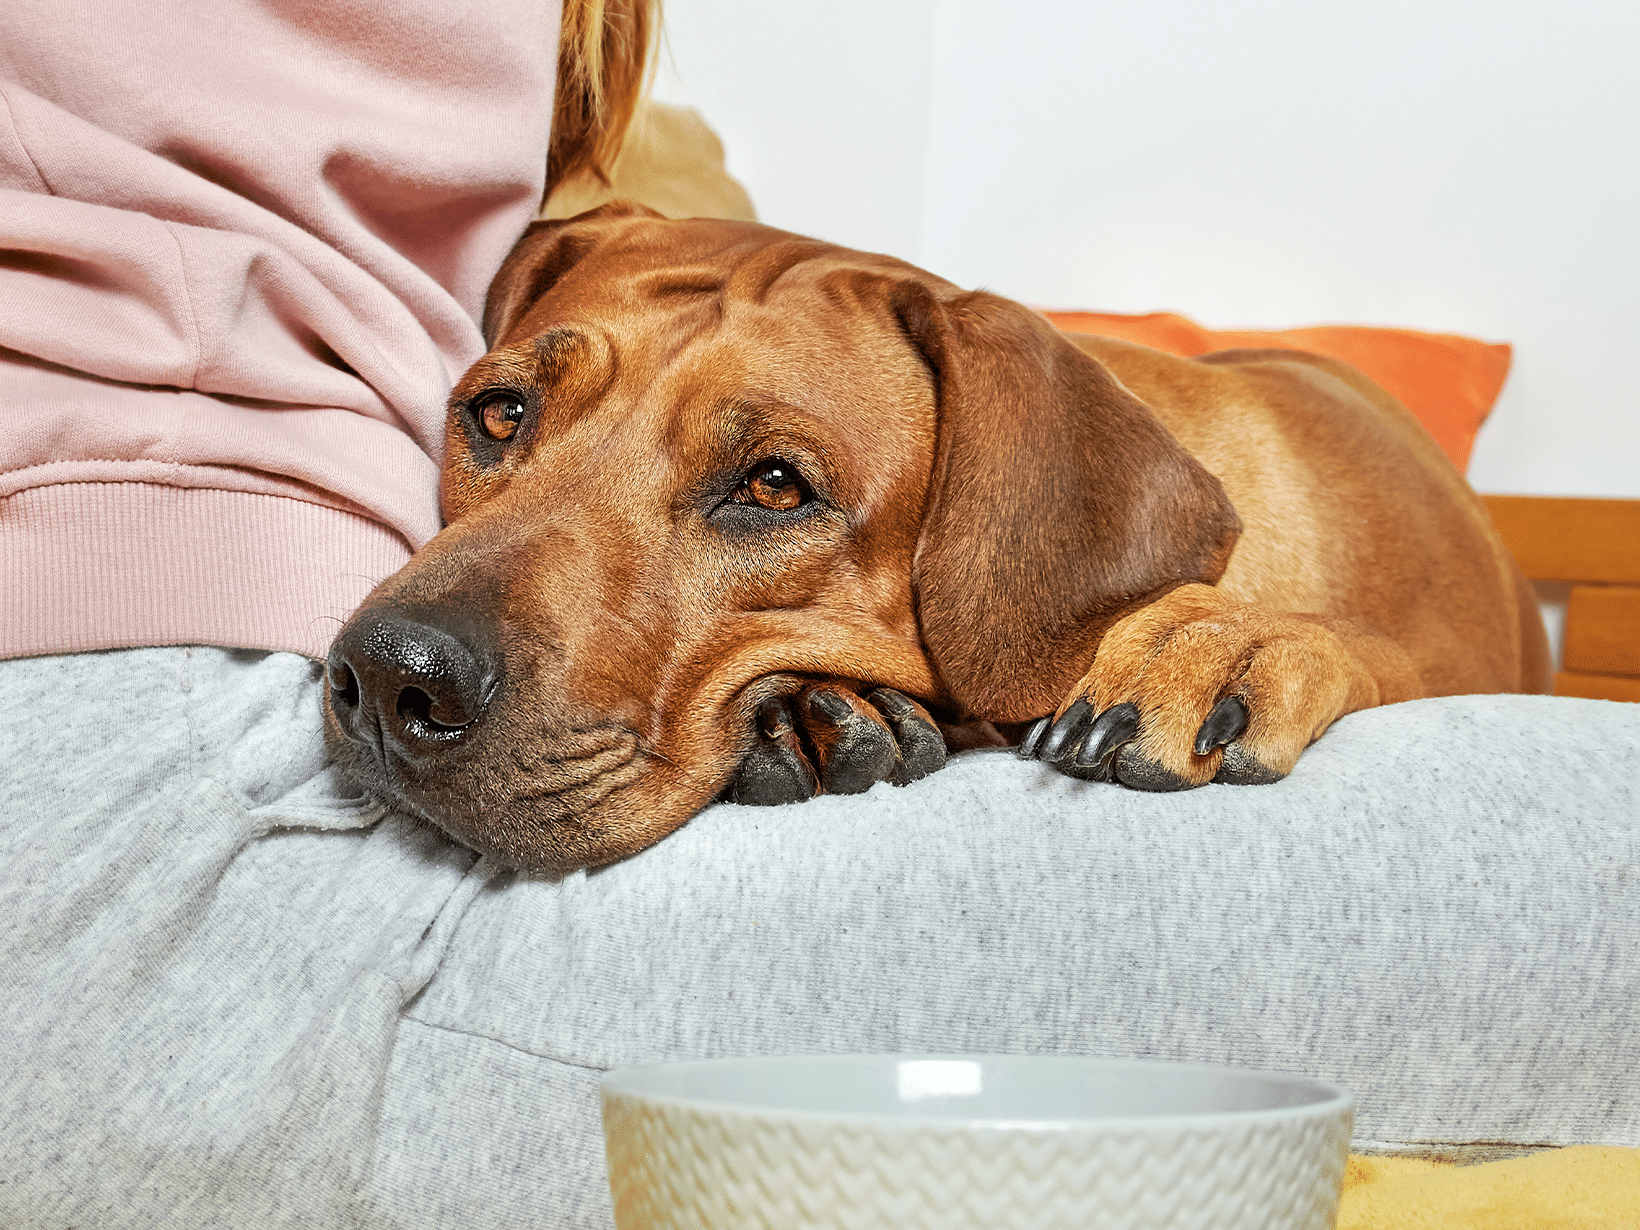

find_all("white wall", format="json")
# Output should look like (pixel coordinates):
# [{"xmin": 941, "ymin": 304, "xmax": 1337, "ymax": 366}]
[
  {"xmin": 652, "ymin": 0, "xmax": 941, "ymax": 261},
  {"xmin": 652, "ymin": 0, "xmax": 1640, "ymax": 498}
]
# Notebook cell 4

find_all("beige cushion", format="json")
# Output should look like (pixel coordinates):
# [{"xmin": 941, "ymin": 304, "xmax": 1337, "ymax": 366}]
[{"xmin": 543, "ymin": 100, "xmax": 757, "ymax": 222}]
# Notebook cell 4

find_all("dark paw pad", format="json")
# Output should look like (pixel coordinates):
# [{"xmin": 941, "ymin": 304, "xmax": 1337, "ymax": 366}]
[
  {"xmin": 726, "ymin": 684, "xmax": 951, "ymax": 806},
  {"xmin": 1212, "ymin": 742, "xmax": 1287, "ymax": 785},
  {"xmin": 1112, "ymin": 744, "xmax": 1195, "ymax": 792},
  {"xmin": 866, "ymin": 688, "xmax": 948, "ymax": 785},
  {"xmin": 727, "ymin": 697, "xmax": 820, "ymax": 805},
  {"xmin": 803, "ymin": 688, "xmax": 898, "ymax": 795}
]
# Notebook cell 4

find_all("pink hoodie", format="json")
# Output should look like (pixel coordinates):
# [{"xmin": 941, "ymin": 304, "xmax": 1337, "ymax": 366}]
[{"xmin": 0, "ymin": 0, "xmax": 562, "ymax": 660}]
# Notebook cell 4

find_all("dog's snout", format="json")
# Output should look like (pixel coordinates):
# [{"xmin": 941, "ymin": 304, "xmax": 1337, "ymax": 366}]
[{"xmin": 327, "ymin": 610, "xmax": 498, "ymax": 751}]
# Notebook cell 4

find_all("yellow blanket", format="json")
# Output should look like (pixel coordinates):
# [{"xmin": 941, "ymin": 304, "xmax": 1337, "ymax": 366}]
[{"xmin": 1339, "ymin": 1148, "xmax": 1640, "ymax": 1229}]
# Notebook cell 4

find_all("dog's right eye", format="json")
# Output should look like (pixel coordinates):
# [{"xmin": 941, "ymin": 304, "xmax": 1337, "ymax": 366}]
[
  {"xmin": 472, "ymin": 392, "xmax": 527, "ymax": 442},
  {"xmin": 733, "ymin": 459, "xmax": 811, "ymax": 512},
  {"xmin": 708, "ymin": 456, "xmax": 823, "ymax": 532}
]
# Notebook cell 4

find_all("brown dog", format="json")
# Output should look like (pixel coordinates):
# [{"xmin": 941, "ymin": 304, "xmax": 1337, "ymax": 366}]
[{"xmin": 324, "ymin": 202, "xmax": 1550, "ymax": 873}]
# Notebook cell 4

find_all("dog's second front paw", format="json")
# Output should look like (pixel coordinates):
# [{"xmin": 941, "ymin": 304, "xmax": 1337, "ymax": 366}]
[
  {"xmin": 726, "ymin": 683, "xmax": 948, "ymax": 806},
  {"xmin": 1015, "ymin": 693, "xmax": 1269, "ymax": 789},
  {"xmin": 1012, "ymin": 583, "xmax": 1403, "ymax": 791}
]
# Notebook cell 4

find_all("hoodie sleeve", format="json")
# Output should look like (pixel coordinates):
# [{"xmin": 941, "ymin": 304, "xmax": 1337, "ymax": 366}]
[{"xmin": 0, "ymin": 0, "xmax": 561, "ymax": 659}]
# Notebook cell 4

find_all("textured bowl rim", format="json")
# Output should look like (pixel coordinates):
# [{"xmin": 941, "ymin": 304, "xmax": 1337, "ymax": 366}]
[{"xmin": 600, "ymin": 1053, "xmax": 1354, "ymax": 1133}]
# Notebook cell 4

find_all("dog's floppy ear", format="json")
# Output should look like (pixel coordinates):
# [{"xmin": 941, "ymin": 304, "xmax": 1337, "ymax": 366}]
[
  {"xmin": 899, "ymin": 285, "xmax": 1241, "ymax": 723},
  {"xmin": 482, "ymin": 200, "xmax": 664, "ymax": 347}
]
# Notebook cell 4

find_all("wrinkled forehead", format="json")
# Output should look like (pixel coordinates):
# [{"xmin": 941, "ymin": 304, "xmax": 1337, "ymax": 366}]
[
  {"xmin": 501, "ymin": 215, "xmax": 929, "ymax": 314},
  {"xmin": 503, "ymin": 222, "xmax": 921, "ymax": 355},
  {"xmin": 464, "ymin": 221, "xmax": 939, "ymax": 450}
]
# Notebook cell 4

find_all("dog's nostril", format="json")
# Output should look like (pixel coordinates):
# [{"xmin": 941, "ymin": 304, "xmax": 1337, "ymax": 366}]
[
  {"xmin": 396, "ymin": 684, "xmax": 474, "ymax": 736},
  {"xmin": 328, "ymin": 660, "xmax": 361, "ymax": 709}
]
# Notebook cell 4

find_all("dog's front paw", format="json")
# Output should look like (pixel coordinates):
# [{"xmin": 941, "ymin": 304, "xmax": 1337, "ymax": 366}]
[
  {"xmin": 1016, "ymin": 693, "xmax": 1271, "ymax": 789},
  {"xmin": 1015, "ymin": 583, "xmax": 1395, "ymax": 791},
  {"xmin": 726, "ymin": 683, "xmax": 948, "ymax": 806}
]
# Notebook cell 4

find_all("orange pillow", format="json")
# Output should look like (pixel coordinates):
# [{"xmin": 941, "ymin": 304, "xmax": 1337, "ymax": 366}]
[{"xmin": 1038, "ymin": 310, "xmax": 1511, "ymax": 474}]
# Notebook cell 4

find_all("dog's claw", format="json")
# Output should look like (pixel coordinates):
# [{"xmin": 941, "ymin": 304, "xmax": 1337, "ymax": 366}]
[
  {"xmin": 1035, "ymin": 698, "xmax": 1096, "ymax": 762},
  {"xmin": 758, "ymin": 695, "xmax": 795, "ymax": 739},
  {"xmin": 806, "ymin": 688, "xmax": 855, "ymax": 723},
  {"xmin": 1016, "ymin": 698, "xmax": 1143, "ymax": 782},
  {"xmin": 1194, "ymin": 696, "xmax": 1248, "ymax": 755},
  {"xmin": 1070, "ymin": 702, "xmax": 1141, "ymax": 779},
  {"xmin": 1015, "ymin": 714, "xmax": 1054, "ymax": 760}
]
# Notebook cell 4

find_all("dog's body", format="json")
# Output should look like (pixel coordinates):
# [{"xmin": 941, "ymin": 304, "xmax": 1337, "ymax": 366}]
[{"xmin": 325, "ymin": 203, "xmax": 1550, "ymax": 872}]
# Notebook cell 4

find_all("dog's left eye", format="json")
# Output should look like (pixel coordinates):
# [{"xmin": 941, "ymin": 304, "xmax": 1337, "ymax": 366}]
[
  {"xmin": 472, "ymin": 392, "xmax": 527, "ymax": 442},
  {"xmin": 733, "ymin": 459, "xmax": 811, "ymax": 511}
]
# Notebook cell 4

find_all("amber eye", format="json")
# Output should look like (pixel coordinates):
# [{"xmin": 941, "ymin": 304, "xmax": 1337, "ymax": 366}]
[
  {"xmin": 736, "ymin": 459, "xmax": 810, "ymax": 511},
  {"xmin": 474, "ymin": 392, "xmax": 527, "ymax": 441}
]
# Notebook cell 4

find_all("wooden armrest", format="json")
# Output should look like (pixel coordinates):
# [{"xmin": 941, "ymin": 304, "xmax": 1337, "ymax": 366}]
[
  {"xmin": 1481, "ymin": 495, "xmax": 1640, "ymax": 702},
  {"xmin": 1481, "ymin": 495, "xmax": 1640, "ymax": 585}
]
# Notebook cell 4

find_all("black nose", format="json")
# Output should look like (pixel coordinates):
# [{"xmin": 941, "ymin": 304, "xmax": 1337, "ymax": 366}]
[{"xmin": 326, "ymin": 610, "xmax": 498, "ymax": 753}]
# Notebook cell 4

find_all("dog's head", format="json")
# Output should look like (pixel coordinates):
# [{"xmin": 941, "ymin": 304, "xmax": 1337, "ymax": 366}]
[{"xmin": 325, "ymin": 203, "xmax": 1238, "ymax": 872}]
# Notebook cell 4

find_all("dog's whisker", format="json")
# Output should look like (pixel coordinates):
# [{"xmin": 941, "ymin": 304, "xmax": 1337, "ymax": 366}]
[
  {"xmin": 628, "ymin": 734, "xmax": 728, "ymax": 792},
  {"xmin": 634, "ymin": 740, "xmax": 676, "ymax": 767}
]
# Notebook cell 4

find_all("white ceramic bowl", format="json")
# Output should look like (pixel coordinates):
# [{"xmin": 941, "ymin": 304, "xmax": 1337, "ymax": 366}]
[{"xmin": 601, "ymin": 1054, "xmax": 1353, "ymax": 1230}]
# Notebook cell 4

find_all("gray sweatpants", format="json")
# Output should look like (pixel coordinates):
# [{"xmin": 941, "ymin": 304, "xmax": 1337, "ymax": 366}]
[{"xmin": 2, "ymin": 647, "xmax": 1637, "ymax": 1228}]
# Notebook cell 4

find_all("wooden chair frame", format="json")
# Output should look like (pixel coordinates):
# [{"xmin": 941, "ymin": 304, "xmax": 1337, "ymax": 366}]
[{"xmin": 1483, "ymin": 495, "xmax": 1640, "ymax": 703}]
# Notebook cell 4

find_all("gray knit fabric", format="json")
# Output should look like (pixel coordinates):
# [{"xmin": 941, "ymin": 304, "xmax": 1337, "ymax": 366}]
[{"xmin": 2, "ymin": 647, "xmax": 1636, "ymax": 1229}]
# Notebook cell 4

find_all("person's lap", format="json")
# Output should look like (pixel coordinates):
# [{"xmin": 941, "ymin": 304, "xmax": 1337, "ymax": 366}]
[{"xmin": 3, "ymin": 647, "xmax": 1636, "ymax": 1229}]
